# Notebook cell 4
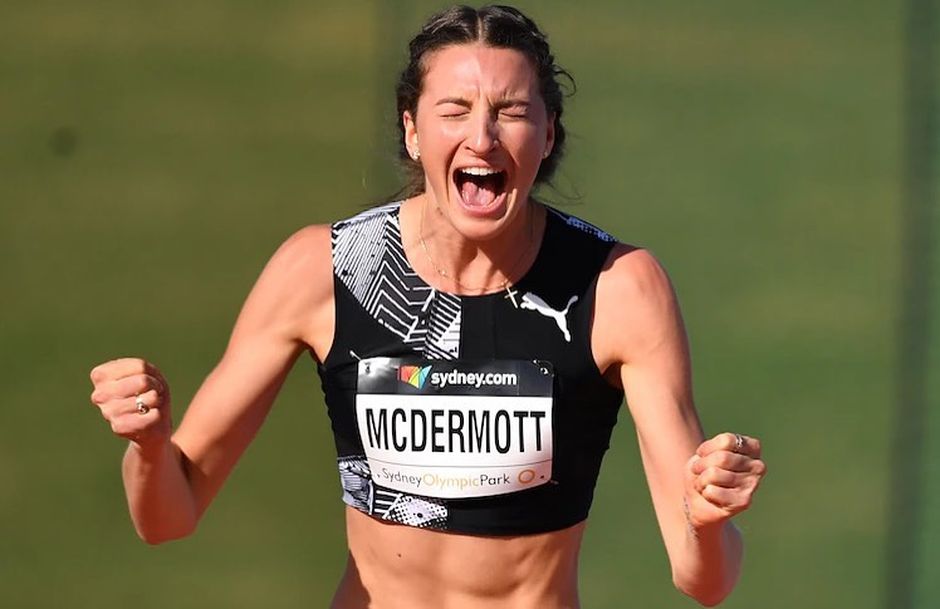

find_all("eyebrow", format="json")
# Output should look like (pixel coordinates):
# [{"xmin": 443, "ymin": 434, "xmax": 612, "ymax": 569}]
[
  {"xmin": 435, "ymin": 97, "xmax": 472, "ymax": 107},
  {"xmin": 434, "ymin": 97, "xmax": 532, "ymax": 109}
]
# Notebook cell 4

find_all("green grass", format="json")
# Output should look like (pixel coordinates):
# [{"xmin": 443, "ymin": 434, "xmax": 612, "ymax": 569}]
[{"xmin": 0, "ymin": 1, "xmax": 911, "ymax": 607}]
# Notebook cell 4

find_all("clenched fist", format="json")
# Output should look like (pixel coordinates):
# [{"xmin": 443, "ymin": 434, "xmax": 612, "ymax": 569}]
[
  {"xmin": 684, "ymin": 432, "xmax": 766, "ymax": 530},
  {"xmin": 90, "ymin": 357, "xmax": 172, "ymax": 449}
]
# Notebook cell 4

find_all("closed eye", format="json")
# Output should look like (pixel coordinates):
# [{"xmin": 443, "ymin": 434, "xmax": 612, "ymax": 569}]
[
  {"xmin": 437, "ymin": 104, "xmax": 470, "ymax": 119},
  {"xmin": 496, "ymin": 102, "xmax": 531, "ymax": 120}
]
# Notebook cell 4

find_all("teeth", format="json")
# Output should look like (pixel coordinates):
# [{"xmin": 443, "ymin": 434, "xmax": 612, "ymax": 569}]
[{"xmin": 458, "ymin": 167, "xmax": 500, "ymax": 176}]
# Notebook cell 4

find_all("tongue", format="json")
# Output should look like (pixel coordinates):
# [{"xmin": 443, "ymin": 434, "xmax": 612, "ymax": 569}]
[{"xmin": 459, "ymin": 176, "xmax": 499, "ymax": 207}]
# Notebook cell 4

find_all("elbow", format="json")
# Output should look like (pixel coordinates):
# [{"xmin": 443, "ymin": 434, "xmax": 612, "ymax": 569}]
[
  {"xmin": 671, "ymin": 521, "xmax": 743, "ymax": 606},
  {"xmin": 692, "ymin": 592, "xmax": 729, "ymax": 607},
  {"xmin": 134, "ymin": 520, "xmax": 197, "ymax": 546},
  {"xmin": 672, "ymin": 576, "xmax": 731, "ymax": 607}
]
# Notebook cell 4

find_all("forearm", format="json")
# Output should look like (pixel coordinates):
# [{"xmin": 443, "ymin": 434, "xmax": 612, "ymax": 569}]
[
  {"xmin": 672, "ymin": 516, "xmax": 743, "ymax": 607},
  {"xmin": 122, "ymin": 439, "xmax": 198, "ymax": 544}
]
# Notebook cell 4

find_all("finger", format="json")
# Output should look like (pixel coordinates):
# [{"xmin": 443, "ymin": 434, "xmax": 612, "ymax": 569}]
[
  {"xmin": 701, "ymin": 484, "xmax": 752, "ymax": 512},
  {"xmin": 693, "ymin": 467, "xmax": 741, "ymax": 493},
  {"xmin": 91, "ymin": 374, "xmax": 164, "ymax": 404},
  {"xmin": 130, "ymin": 390, "xmax": 163, "ymax": 415},
  {"xmin": 685, "ymin": 492, "xmax": 729, "ymax": 529},
  {"xmin": 697, "ymin": 432, "xmax": 761, "ymax": 459},
  {"xmin": 90, "ymin": 358, "xmax": 162, "ymax": 385},
  {"xmin": 691, "ymin": 451, "xmax": 757, "ymax": 474},
  {"xmin": 97, "ymin": 389, "xmax": 162, "ymax": 420},
  {"xmin": 109, "ymin": 407, "xmax": 164, "ymax": 439}
]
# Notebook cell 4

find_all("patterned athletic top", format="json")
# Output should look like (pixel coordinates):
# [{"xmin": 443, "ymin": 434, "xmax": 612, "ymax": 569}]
[{"xmin": 316, "ymin": 202, "xmax": 625, "ymax": 535}]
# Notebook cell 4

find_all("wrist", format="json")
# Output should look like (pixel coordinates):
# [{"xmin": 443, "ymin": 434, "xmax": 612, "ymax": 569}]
[
  {"xmin": 127, "ymin": 432, "xmax": 173, "ymax": 462},
  {"xmin": 682, "ymin": 494, "xmax": 732, "ymax": 541}
]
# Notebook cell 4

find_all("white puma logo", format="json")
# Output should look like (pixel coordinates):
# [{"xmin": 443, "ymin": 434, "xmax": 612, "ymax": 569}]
[{"xmin": 520, "ymin": 292, "xmax": 579, "ymax": 342}]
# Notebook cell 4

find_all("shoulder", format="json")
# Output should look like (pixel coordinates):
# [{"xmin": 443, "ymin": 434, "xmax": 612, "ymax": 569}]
[
  {"xmin": 233, "ymin": 224, "xmax": 334, "ymax": 355},
  {"xmin": 594, "ymin": 245, "xmax": 686, "ymax": 368},
  {"xmin": 264, "ymin": 224, "xmax": 332, "ymax": 289},
  {"xmin": 599, "ymin": 245, "xmax": 675, "ymax": 306}
]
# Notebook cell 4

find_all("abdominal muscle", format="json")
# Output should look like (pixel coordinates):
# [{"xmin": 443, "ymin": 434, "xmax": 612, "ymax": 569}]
[{"xmin": 331, "ymin": 507, "xmax": 585, "ymax": 609}]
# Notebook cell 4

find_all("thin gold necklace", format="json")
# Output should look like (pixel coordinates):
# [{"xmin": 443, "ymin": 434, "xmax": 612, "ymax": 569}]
[{"xmin": 418, "ymin": 199, "xmax": 535, "ymax": 307}]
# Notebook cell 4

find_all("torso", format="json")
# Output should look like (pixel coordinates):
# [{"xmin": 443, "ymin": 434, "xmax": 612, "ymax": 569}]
[
  {"xmin": 334, "ymin": 507, "xmax": 584, "ymax": 609},
  {"xmin": 301, "ymin": 198, "xmax": 634, "ymax": 608}
]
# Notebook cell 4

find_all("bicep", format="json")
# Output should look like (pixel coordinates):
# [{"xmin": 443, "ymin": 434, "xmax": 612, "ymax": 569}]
[
  {"xmin": 598, "ymin": 248, "xmax": 704, "ymax": 557},
  {"xmin": 171, "ymin": 225, "xmax": 332, "ymax": 516}
]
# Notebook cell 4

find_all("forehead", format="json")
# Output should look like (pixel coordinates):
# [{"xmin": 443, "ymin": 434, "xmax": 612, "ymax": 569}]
[{"xmin": 420, "ymin": 44, "xmax": 539, "ymax": 99}]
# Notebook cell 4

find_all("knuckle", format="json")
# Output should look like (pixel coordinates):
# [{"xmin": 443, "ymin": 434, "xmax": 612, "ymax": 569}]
[
  {"xmin": 110, "ymin": 418, "xmax": 126, "ymax": 435},
  {"xmin": 147, "ymin": 375, "xmax": 165, "ymax": 395},
  {"xmin": 747, "ymin": 477, "xmax": 762, "ymax": 493},
  {"xmin": 143, "ymin": 389, "xmax": 161, "ymax": 407},
  {"xmin": 93, "ymin": 360, "xmax": 121, "ymax": 381},
  {"xmin": 715, "ymin": 453, "xmax": 734, "ymax": 468},
  {"xmin": 753, "ymin": 459, "xmax": 767, "ymax": 476}
]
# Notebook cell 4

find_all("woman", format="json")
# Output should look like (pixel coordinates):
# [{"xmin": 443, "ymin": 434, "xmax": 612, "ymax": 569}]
[{"xmin": 89, "ymin": 5, "xmax": 766, "ymax": 608}]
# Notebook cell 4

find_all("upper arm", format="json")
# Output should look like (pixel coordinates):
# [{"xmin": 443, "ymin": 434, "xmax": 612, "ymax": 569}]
[
  {"xmin": 594, "ymin": 246, "xmax": 704, "ymax": 562},
  {"xmin": 171, "ymin": 224, "xmax": 334, "ymax": 517}
]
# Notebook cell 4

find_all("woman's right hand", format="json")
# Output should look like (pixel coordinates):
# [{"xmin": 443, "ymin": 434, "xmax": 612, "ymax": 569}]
[{"xmin": 90, "ymin": 357, "xmax": 172, "ymax": 450}]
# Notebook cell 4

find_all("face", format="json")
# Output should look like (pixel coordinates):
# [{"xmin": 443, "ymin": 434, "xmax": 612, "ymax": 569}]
[{"xmin": 403, "ymin": 43, "xmax": 555, "ymax": 241}]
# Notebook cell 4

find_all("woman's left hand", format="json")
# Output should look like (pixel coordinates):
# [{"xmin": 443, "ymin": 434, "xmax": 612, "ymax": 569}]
[{"xmin": 684, "ymin": 432, "xmax": 767, "ymax": 530}]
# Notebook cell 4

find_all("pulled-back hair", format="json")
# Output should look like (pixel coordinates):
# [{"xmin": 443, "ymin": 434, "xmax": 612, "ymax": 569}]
[{"xmin": 395, "ymin": 5, "xmax": 574, "ymax": 198}]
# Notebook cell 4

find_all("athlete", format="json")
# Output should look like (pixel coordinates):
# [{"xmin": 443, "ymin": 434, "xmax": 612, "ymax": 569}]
[{"xmin": 88, "ymin": 5, "xmax": 766, "ymax": 608}]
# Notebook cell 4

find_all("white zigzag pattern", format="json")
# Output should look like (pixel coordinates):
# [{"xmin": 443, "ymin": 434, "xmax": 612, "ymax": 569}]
[
  {"xmin": 332, "ymin": 205, "xmax": 460, "ymax": 529},
  {"xmin": 332, "ymin": 203, "xmax": 460, "ymax": 360}
]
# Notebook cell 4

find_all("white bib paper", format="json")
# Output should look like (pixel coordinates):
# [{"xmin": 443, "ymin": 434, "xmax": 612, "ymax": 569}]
[{"xmin": 356, "ymin": 358, "xmax": 554, "ymax": 499}]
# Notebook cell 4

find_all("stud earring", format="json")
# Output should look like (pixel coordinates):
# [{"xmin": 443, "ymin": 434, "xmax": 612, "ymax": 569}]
[{"xmin": 411, "ymin": 148, "xmax": 421, "ymax": 160}]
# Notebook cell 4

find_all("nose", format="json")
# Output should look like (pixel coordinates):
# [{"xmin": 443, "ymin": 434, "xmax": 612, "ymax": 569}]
[{"xmin": 465, "ymin": 108, "xmax": 499, "ymax": 154}]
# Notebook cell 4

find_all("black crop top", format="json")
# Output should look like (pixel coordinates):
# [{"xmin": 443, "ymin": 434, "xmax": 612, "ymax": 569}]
[{"xmin": 316, "ymin": 202, "xmax": 624, "ymax": 535}]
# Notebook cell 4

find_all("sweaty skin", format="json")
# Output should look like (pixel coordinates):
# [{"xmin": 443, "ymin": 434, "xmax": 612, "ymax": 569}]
[{"xmin": 90, "ymin": 44, "xmax": 765, "ymax": 609}]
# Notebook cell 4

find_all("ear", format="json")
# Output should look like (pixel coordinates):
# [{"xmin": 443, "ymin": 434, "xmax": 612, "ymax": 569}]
[
  {"xmin": 403, "ymin": 110, "xmax": 419, "ymax": 158},
  {"xmin": 543, "ymin": 112, "xmax": 556, "ymax": 159}
]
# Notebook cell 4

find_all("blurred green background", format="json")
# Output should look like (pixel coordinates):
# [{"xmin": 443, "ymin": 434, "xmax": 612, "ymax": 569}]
[{"xmin": 1, "ymin": 0, "xmax": 933, "ymax": 607}]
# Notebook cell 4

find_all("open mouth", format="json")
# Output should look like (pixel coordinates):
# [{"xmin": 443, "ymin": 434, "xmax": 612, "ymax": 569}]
[{"xmin": 453, "ymin": 167, "xmax": 508, "ymax": 210}]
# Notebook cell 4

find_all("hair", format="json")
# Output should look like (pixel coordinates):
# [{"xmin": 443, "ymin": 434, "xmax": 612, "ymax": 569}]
[{"xmin": 394, "ymin": 4, "xmax": 574, "ymax": 198}]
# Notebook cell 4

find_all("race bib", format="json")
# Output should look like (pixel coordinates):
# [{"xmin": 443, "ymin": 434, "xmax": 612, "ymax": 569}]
[{"xmin": 356, "ymin": 358, "xmax": 554, "ymax": 499}]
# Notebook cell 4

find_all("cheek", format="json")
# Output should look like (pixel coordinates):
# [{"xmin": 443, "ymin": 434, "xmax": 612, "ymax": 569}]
[
  {"xmin": 508, "ymin": 125, "xmax": 548, "ymax": 168},
  {"xmin": 417, "ymin": 123, "xmax": 462, "ymax": 163}
]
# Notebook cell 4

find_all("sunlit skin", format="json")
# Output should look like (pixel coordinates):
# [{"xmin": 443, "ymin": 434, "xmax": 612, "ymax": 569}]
[
  {"xmin": 88, "ymin": 41, "xmax": 766, "ymax": 609},
  {"xmin": 400, "ymin": 43, "xmax": 554, "ymax": 292}
]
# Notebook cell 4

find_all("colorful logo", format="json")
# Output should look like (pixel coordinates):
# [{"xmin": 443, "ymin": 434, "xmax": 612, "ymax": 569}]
[{"xmin": 399, "ymin": 365, "xmax": 431, "ymax": 389}]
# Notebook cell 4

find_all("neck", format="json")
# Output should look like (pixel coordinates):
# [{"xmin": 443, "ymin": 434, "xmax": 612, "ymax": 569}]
[{"xmin": 406, "ymin": 193, "xmax": 543, "ymax": 295}]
